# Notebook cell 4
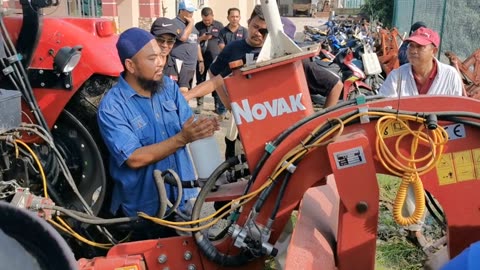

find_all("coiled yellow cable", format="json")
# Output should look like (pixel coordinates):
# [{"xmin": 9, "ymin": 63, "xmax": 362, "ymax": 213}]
[{"xmin": 374, "ymin": 115, "xmax": 448, "ymax": 226}]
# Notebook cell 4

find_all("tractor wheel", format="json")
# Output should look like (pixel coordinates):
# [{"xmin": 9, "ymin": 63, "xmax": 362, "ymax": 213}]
[
  {"xmin": 55, "ymin": 75, "xmax": 117, "ymax": 215},
  {"xmin": 52, "ymin": 109, "xmax": 106, "ymax": 215}
]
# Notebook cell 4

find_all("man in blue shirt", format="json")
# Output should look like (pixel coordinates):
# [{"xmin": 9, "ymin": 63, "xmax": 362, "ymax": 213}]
[{"xmin": 97, "ymin": 28, "xmax": 217, "ymax": 219}]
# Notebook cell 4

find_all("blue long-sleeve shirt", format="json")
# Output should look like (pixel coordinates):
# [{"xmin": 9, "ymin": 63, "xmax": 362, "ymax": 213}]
[{"xmin": 97, "ymin": 75, "xmax": 197, "ymax": 216}]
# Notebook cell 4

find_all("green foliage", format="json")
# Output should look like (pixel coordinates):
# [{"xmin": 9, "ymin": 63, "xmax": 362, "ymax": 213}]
[
  {"xmin": 361, "ymin": 0, "xmax": 394, "ymax": 27},
  {"xmin": 441, "ymin": 0, "xmax": 480, "ymax": 60}
]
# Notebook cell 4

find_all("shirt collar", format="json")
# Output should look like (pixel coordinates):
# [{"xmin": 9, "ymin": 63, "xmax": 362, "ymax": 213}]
[{"xmin": 117, "ymin": 73, "xmax": 150, "ymax": 99}]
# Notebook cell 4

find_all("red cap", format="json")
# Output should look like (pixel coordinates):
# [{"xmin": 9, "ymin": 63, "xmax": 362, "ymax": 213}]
[{"xmin": 405, "ymin": 27, "xmax": 440, "ymax": 47}]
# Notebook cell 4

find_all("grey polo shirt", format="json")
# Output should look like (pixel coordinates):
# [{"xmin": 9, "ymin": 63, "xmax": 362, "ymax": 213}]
[{"xmin": 171, "ymin": 16, "xmax": 199, "ymax": 70}]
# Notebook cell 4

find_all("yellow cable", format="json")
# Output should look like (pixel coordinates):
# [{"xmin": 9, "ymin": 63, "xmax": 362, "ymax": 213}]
[
  {"xmin": 374, "ymin": 115, "xmax": 447, "ymax": 226},
  {"xmin": 14, "ymin": 139, "xmax": 116, "ymax": 249},
  {"xmin": 15, "ymin": 140, "xmax": 48, "ymax": 198},
  {"xmin": 49, "ymin": 219, "xmax": 112, "ymax": 249},
  {"xmin": 140, "ymin": 112, "xmax": 446, "ymax": 231}
]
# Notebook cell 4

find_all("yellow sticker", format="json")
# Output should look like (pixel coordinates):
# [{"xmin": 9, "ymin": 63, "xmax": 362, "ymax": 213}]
[
  {"xmin": 114, "ymin": 266, "xmax": 138, "ymax": 270},
  {"xmin": 436, "ymin": 153, "xmax": 456, "ymax": 185},
  {"xmin": 382, "ymin": 120, "xmax": 409, "ymax": 138},
  {"xmin": 472, "ymin": 148, "xmax": 480, "ymax": 179},
  {"xmin": 453, "ymin": 150, "xmax": 475, "ymax": 182}
]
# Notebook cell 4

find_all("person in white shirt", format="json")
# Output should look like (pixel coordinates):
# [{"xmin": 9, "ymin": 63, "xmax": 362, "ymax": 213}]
[
  {"xmin": 379, "ymin": 27, "xmax": 463, "ymax": 247},
  {"xmin": 380, "ymin": 27, "xmax": 462, "ymax": 97}
]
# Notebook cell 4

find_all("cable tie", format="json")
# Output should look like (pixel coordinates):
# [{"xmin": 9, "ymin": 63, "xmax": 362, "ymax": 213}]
[
  {"xmin": 299, "ymin": 141, "xmax": 308, "ymax": 151},
  {"xmin": 2, "ymin": 65, "xmax": 13, "ymax": 76},
  {"xmin": 282, "ymin": 161, "xmax": 297, "ymax": 173},
  {"xmin": 265, "ymin": 142, "xmax": 276, "ymax": 154},
  {"xmin": 326, "ymin": 118, "xmax": 335, "ymax": 127},
  {"xmin": 358, "ymin": 106, "xmax": 370, "ymax": 124},
  {"xmin": 7, "ymin": 54, "xmax": 22, "ymax": 64}
]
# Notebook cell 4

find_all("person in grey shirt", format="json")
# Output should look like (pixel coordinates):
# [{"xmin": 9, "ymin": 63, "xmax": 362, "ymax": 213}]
[{"xmin": 171, "ymin": 0, "xmax": 205, "ymax": 93}]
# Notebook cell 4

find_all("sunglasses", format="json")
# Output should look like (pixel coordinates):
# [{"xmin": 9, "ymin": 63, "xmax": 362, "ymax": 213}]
[
  {"xmin": 252, "ymin": 23, "xmax": 268, "ymax": 36},
  {"xmin": 156, "ymin": 37, "xmax": 176, "ymax": 45},
  {"xmin": 258, "ymin": 28, "xmax": 268, "ymax": 36}
]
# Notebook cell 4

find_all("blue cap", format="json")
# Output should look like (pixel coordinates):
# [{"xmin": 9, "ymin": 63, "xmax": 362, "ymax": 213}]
[
  {"xmin": 179, "ymin": 0, "xmax": 196, "ymax": 12},
  {"xmin": 116, "ymin": 27, "xmax": 154, "ymax": 65}
]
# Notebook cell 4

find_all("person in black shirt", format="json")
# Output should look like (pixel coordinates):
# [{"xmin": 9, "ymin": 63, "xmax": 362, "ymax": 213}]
[
  {"xmin": 150, "ymin": 17, "xmax": 181, "ymax": 82},
  {"xmin": 218, "ymin": 8, "xmax": 247, "ymax": 50},
  {"xmin": 194, "ymin": 7, "xmax": 224, "ymax": 115},
  {"xmin": 185, "ymin": 7, "xmax": 342, "ymax": 155}
]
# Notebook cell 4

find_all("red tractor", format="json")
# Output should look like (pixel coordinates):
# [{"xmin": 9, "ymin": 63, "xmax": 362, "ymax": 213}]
[
  {"xmin": 0, "ymin": 0, "xmax": 121, "ymax": 258},
  {"xmin": 0, "ymin": 0, "xmax": 121, "ymax": 213}
]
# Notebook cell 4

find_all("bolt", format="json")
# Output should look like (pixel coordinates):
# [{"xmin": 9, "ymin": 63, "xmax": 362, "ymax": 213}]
[
  {"xmin": 40, "ymin": 82, "xmax": 45, "ymax": 87},
  {"xmin": 356, "ymin": 201, "xmax": 368, "ymax": 214},
  {"xmin": 184, "ymin": 251, "xmax": 192, "ymax": 261},
  {"xmin": 81, "ymin": 144, "xmax": 85, "ymax": 148},
  {"xmin": 65, "ymin": 84, "xmax": 71, "ymax": 88},
  {"xmin": 157, "ymin": 254, "xmax": 167, "ymax": 264},
  {"xmin": 38, "ymin": 70, "xmax": 44, "ymax": 74},
  {"xmin": 187, "ymin": 264, "xmax": 196, "ymax": 270},
  {"xmin": 82, "ymin": 175, "xmax": 86, "ymax": 179}
]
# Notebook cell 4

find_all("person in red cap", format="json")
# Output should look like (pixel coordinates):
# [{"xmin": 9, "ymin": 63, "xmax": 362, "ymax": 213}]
[
  {"xmin": 379, "ymin": 27, "xmax": 463, "ymax": 97},
  {"xmin": 379, "ymin": 26, "xmax": 463, "ymax": 248}
]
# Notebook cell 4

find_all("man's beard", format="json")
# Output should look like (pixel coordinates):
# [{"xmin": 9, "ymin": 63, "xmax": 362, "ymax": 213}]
[{"xmin": 136, "ymin": 75, "xmax": 163, "ymax": 93}]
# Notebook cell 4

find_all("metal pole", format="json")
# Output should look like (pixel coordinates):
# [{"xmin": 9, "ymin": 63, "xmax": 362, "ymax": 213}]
[
  {"xmin": 438, "ymin": 0, "xmax": 448, "ymax": 59},
  {"xmin": 410, "ymin": 0, "xmax": 416, "ymax": 26}
]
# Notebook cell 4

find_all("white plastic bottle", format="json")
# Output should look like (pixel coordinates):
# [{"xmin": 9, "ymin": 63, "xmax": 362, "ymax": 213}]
[{"xmin": 188, "ymin": 135, "xmax": 223, "ymax": 181}]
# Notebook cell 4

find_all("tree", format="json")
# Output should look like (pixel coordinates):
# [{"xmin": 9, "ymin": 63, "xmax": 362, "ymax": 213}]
[{"xmin": 361, "ymin": 0, "xmax": 394, "ymax": 27}]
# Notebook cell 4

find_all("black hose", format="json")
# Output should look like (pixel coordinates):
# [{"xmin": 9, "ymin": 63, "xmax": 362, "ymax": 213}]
[
  {"xmin": 425, "ymin": 191, "xmax": 446, "ymax": 229},
  {"xmin": 270, "ymin": 173, "xmax": 293, "ymax": 221},
  {"xmin": 192, "ymin": 156, "xmax": 252, "ymax": 267}
]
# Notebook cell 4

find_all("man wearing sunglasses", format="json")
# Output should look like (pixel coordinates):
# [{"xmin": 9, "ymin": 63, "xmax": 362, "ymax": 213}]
[{"xmin": 151, "ymin": 17, "xmax": 181, "ymax": 82}]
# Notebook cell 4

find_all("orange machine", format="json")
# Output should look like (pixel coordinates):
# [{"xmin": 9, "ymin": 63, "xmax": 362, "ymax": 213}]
[
  {"xmin": 78, "ymin": 71, "xmax": 480, "ymax": 270},
  {"xmin": 377, "ymin": 28, "xmax": 402, "ymax": 75},
  {"xmin": 445, "ymin": 49, "xmax": 480, "ymax": 99}
]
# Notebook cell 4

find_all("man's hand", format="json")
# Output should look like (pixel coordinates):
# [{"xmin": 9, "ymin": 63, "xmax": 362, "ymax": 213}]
[
  {"xmin": 198, "ymin": 61, "xmax": 205, "ymax": 74},
  {"xmin": 185, "ymin": 16, "xmax": 194, "ymax": 25},
  {"xmin": 178, "ymin": 116, "xmax": 219, "ymax": 144},
  {"xmin": 199, "ymin": 33, "xmax": 212, "ymax": 42}
]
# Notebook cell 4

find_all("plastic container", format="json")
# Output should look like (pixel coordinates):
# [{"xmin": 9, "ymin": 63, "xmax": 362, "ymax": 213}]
[{"xmin": 188, "ymin": 135, "xmax": 223, "ymax": 179}]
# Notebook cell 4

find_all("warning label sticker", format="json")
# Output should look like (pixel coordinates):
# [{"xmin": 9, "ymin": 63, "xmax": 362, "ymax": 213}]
[
  {"xmin": 453, "ymin": 150, "xmax": 475, "ymax": 182},
  {"xmin": 436, "ymin": 153, "xmax": 456, "ymax": 185},
  {"xmin": 472, "ymin": 149, "xmax": 480, "ymax": 178},
  {"xmin": 334, "ymin": 147, "xmax": 366, "ymax": 170},
  {"xmin": 381, "ymin": 119, "xmax": 409, "ymax": 138}
]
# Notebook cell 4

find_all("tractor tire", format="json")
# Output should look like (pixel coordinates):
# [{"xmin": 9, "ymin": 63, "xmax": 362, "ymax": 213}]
[{"xmin": 58, "ymin": 75, "xmax": 117, "ymax": 215}]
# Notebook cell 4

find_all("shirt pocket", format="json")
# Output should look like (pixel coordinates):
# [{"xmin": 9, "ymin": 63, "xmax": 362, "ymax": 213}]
[
  {"xmin": 161, "ymin": 100, "xmax": 182, "ymax": 133},
  {"xmin": 130, "ymin": 115, "xmax": 154, "ymax": 146}
]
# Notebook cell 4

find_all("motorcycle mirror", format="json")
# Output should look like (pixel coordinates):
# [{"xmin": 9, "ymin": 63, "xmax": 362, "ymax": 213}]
[{"xmin": 53, "ymin": 46, "xmax": 83, "ymax": 74}]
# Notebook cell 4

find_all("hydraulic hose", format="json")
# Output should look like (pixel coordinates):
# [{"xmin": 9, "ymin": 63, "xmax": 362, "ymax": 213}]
[
  {"xmin": 153, "ymin": 169, "xmax": 183, "ymax": 219},
  {"xmin": 154, "ymin": 170, "xmax": 169, "ymax": 219},
  {"xmin": 50, "ymin": 206, "xmax": 135, "ymax": 225},
  {"xmin": 192, "ymin": 155, "xmax": 252, "ymax": 267}
]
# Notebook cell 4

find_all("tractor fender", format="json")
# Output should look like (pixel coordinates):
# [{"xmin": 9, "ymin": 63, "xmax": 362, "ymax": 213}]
[{"xmin": 4, "ymin": 16, "xmax": 122, "ymax": 127}]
